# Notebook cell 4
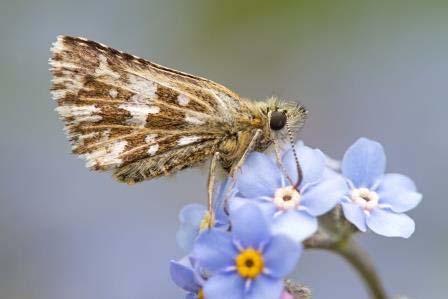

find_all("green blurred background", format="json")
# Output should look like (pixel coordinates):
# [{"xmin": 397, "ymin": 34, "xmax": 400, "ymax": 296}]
[{"xmin": 0, "ymin": 0, "xmax": 447, "ymax": 298}]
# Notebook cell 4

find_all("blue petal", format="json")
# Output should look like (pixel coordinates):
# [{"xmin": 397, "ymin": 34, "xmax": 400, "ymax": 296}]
[
  {"xmin": 237, "ymin": 152, "xmax": 282, "ymax": 198},
  {"xmin": 186, "ymin": 293, "xmax": 197, "ymax": 299},
  {"xmin": 193, "ymin": 229, "xmax": 237, "ymax": 272},
  {"xmin": 377, "ymin": 173, "xmax": 416, "ymax": 192},
  {"xmin": 300, "ymin": 177, "xmax": 348, "ymax": 216},
  {"xmin": 179, "ymin": 204, "xmax": 207, "ymax": 225},
  {"xmin": 263, "ymin": 235, "xmax": 302, "ymax": 278},
  {"xmin": 204, "ymin": 273, "xmax": 245, "ymax": 299},
  {"xmin": 283, "ymin": 145, "xmax": 326, "ymax": 187},
  {"xmin": 322, "ymin": 167, "xmax": 343, "ymax": 180},
  {"xmin": 272, "ymin": 210, "xmax": 318, "ymax": 243},
  {"xmin": 176, "ymin": 224, "xmax": 200, "ymax": 253},
  {"xmin": 341, "ymin": 202, "xmax": 367, "ymax": 232},
  {"xmin": 229, "ymin": 196, "xmax": 251, "ymax": 212},
  {"xmin": 176, "ymin": 204, "xmax": 207, "ymax": 252},
  {"xmin": 169, "ymin": 260, "xmax": 200, "ymax": 293},
  {"xmin": 246, "ymin": 276, "xmax": 283, "ymax": 299},
  {"xmin": 366, "ymin": 208, "xmax": 415, "ymax": 238},
  {"xmin": 376, "ymin": 174, "xmax": 422, "ymax": 213},
  {"xmin": 323, "ymin": 152, "xmax": 342, "ymax": 173},
  {"xmin": 231, "ymin": 203, "xmax": 271, "ymax": 248},
  {"xmin": 213, "ymin": 179, "xmax": 233, "ymax": 226},
  {"xmin": 229, "ymin": 197, "xmax": 277, "ymax": 220},
  {"xmin": 341, "ymin": 138, "xmax": 386, "ymax": 188}
]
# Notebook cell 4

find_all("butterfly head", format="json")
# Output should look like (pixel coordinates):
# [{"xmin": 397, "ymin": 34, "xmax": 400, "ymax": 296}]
[
  {"xmin": 265, "ymin": 98, "xmax": 308, "ymax": 188},
  {"xmin": 266, "ymin": 97, "xmax": 308, "ymax": 137},
  {"xmin": 254, "ymin": 97, "xmax": 307, "ymax": 154}
]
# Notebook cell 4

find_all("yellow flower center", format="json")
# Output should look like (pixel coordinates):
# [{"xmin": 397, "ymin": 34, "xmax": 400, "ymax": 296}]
[
  {"xmin": 199, "ymin": 211, "xmax": 215, "ymax": 231},
  {"xmin": 198, "ymin": 288, "xmax": 204, "ymax": 299},
  {"xmin": 235, "ymin": 248, "xmax": 264, "ymax": 279}
]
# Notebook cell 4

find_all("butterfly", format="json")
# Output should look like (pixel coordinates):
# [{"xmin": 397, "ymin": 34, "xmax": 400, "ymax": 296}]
[{"xmin": 49, "ymin": 35, "xmax": 307, "ymax": 188}]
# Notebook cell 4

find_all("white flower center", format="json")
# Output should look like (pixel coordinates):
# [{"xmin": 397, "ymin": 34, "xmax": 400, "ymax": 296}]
[
  {"xmin": 273, "ymin": 186, "xmax": 301, "ymax": 211},
  {"xmin": 350, "ymin": 187, "xmax": 379, "ymax": 211}
]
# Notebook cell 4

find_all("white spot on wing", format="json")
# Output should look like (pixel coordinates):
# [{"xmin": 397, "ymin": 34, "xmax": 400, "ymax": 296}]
[
  {"xmin": 178, "ymin": 136, "xmax": 201, "ymax": 146},
  {"xmin": 185, "ymin": 114, "xmax": 205, "ymax": 125},
  {"xmin": 211, "ymin": 91, "xmax": 238, "ymax": 122},
  {"xmin": 147, "ymin": 144, "xmax": 159, "ymax": 156},
  {"xmin": 50, "ymin": 36, "xmax": 67, "ymax": 55},
  {"xmin": 95, "ymin": 55, "xmax": 120, "ymax": 79},
  {"xmin": 177, "ymin": 94, "xmax": 190, "ymax": 106},
  {"xmin": 119, "ymin": 93, "xmax": 160, "ymax": 126},
  {"xmin": 56, "ymin": 105, "xmax": 102, "ymax": 124},
  {"xmin": 51, "ymin": 90, "xmax": 67, "ymax": 100},
  {"xmin": 51, "ymin": 73, "xmax": 84, "ymax": 99},
  {"xmin": 148, "ymin": 106, "xmax": 160, "ymax": 114},
  {"xmin": 128, "ymin": 74, "xmax": 157, "ymax": 98},
  {"xmin": 129, "ymin": 94, "xmax": 150, "ymax": 104},
  {"xmin": 109, "ymin": 89, "xmax": 118, "ymax": 98},
  {"xmin": 50, "ymin": 60, "xmax": 78, "ymax": 70},
  {"xmin": 119, "ymin": 103, "xmax": 160, "ymax": 126},
  {"xmin": 83, "ymin": 140, "xmax": 127, "ymax": 168},
  {"xmin": 145, "ymin": 134, "xmax": 158, "ymax": 144}
]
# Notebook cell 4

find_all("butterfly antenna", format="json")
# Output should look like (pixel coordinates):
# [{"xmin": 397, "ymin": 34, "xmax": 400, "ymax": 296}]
[{"xmin": 286, "ymin": 122, "xmax": 303, "ymax": 190}]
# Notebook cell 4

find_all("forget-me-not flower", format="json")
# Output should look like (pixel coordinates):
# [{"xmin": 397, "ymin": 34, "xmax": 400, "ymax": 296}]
[
  {"xmin": 193, "ymin": 203, "xmax": 301, "ymax": 299},
  {"xmin": 170, "ymin": 257, "xmax": 205, "ymax": 299},
  {"xmin": 231, "ymin": 143, "xmax": 346, "ymax": 243},
  {"xmin": 339, "ymin": 138, "xmax": 422, "ymax": 238},
  {"xmin": 176, "ymin": 179, "xmax": 232, "ymax": 252}
]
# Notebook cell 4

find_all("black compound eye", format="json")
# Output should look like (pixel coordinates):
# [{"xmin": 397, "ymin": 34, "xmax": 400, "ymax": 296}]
[{"xmin": 270, "ymin": 111, "xmax": 287, "ymax": 130}]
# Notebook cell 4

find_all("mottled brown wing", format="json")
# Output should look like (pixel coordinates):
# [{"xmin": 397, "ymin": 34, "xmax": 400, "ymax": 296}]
[{"xmin": 49, "ymin": 35, "xmax": 243, "ymax": 183}]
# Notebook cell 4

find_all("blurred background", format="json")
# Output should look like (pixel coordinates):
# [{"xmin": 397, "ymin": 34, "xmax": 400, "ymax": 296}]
[{"xmin": 0, "ymin": 0, "xmax": 447, "ymax": 298}]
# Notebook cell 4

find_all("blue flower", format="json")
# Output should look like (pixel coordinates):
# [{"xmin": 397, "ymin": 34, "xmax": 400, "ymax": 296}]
[
  {"xmin": 340, "ymin": 138, "xmax": 422, "ymax": 238},
  {"xmin": 177, "ymin": 204, "xmax": 208, "ymax": 253},
  {"xmin": 177, "ymin": 179, "xmax": 232, "ymax": 252},
  {"xmin": 231, "ymin": 143, "xmax": 346, "ymax": 243},
  {"xmin": 192, "ymin": 203, "xmax": 302, "ymax": 299},
  {"xmin": 170, "ymin": 257, "xmax": 204, "ymax": 299}
]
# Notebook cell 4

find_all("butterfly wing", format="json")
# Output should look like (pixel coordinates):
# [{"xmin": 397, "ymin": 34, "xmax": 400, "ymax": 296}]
[{"xmin": 50, "ymin": 35, "xmax": 246, "ymax": 183}]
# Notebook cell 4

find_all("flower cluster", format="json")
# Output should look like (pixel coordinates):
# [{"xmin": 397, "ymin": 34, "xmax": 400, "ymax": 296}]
[{"xmin": 170, "ymin": 138, "xmax": 422, "ymax": 299}]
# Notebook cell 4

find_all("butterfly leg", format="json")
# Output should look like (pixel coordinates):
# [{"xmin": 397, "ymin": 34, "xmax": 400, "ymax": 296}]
[
  {"xmin": 206, "ymin": 151, "xmax": 221, "ymax": 228},
  {"xmin": 221, "ymin": 129, "xmax": 263, "ymax": 213},
  {"xmin": 229, "ymin": 129, "xmax": 262, "ymax": 179}
]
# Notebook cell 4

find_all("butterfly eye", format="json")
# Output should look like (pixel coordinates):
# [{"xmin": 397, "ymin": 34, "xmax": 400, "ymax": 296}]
[{"xmin": 270, "ymin": 111, "xmax": 287, "ymax": 130}]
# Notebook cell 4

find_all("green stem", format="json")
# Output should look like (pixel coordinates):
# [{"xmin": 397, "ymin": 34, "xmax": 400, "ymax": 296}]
[{"xmin": 305, "ymin": 237, "xmax": 389, "ymax": 299}]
